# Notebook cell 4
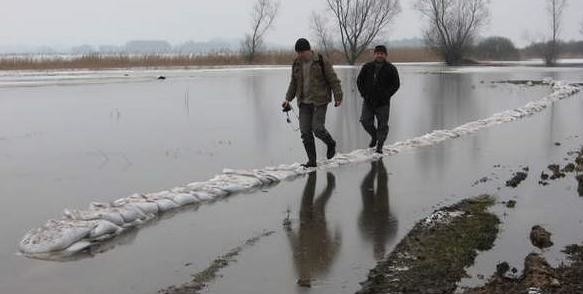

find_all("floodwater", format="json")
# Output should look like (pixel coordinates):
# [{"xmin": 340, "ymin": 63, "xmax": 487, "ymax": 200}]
[{"xmin": 1, "ymin": 64, "xmax": 583, "ymax": 294}]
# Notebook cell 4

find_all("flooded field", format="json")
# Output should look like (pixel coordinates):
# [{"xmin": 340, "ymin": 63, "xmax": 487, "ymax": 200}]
[{"xmin": 1, "ymin": 64, "xmax": 583, "ymax": 293}]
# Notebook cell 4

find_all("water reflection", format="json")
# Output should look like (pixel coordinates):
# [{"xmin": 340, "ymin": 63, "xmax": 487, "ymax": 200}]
[
  {"xmin": 415, "ymin": 73, "xmax": 478, "ymax": 180},
  {"xmin": 286, "ymin": 172, "xmax": 341, "ymax": 287},
  {"xmin": 246, "ymin": 72, "xmax": 272, "ymax": 149},
  {"xmin": 333, "ymin": 67, "xmax": 366, "ymax": 152},
  {"xmin": 358, "ymin": 160, "xmax": 397, "ymax": 261}
]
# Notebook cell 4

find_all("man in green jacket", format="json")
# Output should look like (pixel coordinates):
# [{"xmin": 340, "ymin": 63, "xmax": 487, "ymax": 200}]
[{"xmin": 282, "ymin": 38, "xmax": 343, "ymax": 168}]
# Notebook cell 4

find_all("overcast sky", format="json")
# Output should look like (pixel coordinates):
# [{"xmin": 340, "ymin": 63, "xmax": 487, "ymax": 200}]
[{"xmin": 1, "ymin": 0, "xmax": 582, "ymax": 49}]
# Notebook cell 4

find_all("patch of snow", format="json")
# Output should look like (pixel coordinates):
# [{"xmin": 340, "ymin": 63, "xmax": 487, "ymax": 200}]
[
  {"xmin": 422, "ymin": 210, "xmax": 465, "ymax": 227},
  {"xmin": 527, "ymin": 287, "xmax": 542, "ymax": 294}
]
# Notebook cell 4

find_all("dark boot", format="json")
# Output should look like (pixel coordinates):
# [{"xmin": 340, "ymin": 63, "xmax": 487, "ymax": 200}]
[
  {"xmin": 369, "ymin": 136, "xmax": 377, "ymax": 148},
  {"xmin": 376, "ymin": 140, "xmax": 385, "ymax": 154},
  {"xmin": 302, "ymin": 162, "xmax": 317, "ymax": 168},
  {"xmin": 302, "ymin": 141, "xmax": 317, "ymax": 168},
  {"xmin": 360, "ymin": 102, "xmax": 377, "ymax": 149},
  {"xmin": 313, "ymin": 125, "xmax": 336, "ymax": 160},
  {"xmin": 326, "ymin": 140, "xmax": 336, "ymax": 160}
]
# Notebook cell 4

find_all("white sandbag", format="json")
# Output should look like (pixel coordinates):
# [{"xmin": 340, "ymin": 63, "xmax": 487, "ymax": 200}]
[
  {"xmin": 211, "ymin": 174, "xmax": 263, "ymax": 191},
  {"xmin": 191, "ymin": 191, "xmax": 214, "ymax": 201},
  {"xmin": 118, "ymin": 204, "xmax": 148, "ymax": 223},
  {"xmin": 64, "ymin": 208, "xmax": 125, "ymax": 226},
  {"xmin": 62, "ymin": 240, "xmax": 93, "ymax": 254},
  {"xmin": 126, "ymin": 200, "xmax": 159, "ymax": 216},
  {"xmin": 19, "ymin": 219, "xmax": 96, "ymax": 254},
  {"xmin": 89, "ymin": 220, "xmax": 122, "ymax": 239},
  {"xmin": 166, "ymin": 193, "xmax": 198, "ymax": 206},
  {"xmin": 223, "ymin": 169, "xmax": 277, "ymax": 185},
  {"xmin": 186, "ymin": 182, "xmax": 230, "ymax": 196},
  {"xmin": 154, "ymin": 198, "xmax": 180, "ymax": 212}
]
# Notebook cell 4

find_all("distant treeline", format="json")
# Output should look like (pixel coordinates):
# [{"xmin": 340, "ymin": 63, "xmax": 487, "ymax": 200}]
[
  {"xmin": 0, "ymin": 40, "xmax": 242, "ymax": 56},
  {"xmin": 471, "ymin": 37, "xmax": 583, "ymax": 61},
  {"xmin": 522, "ymin": 40, "xmax": 583, "ymax": 59}
]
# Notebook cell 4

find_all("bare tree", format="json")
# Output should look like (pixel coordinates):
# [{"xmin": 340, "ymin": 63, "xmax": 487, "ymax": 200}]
[
  {"xmin": 325, "ymin": 0, "xmax": 401, "ymax": 65},
  {"xmin": 415, "ymin": 0, "xmax": 490, "ymax": 66},
  {"xmin": 311, "ymin": 13, "xmax": 335, "ymax": 58},
  {"xmin": 241, "ymin": 0, "xmax": 280, "ymax": 63},
  {"xmin": 543, "ymin": 0, "xmax": 568, "ymax": 66}
]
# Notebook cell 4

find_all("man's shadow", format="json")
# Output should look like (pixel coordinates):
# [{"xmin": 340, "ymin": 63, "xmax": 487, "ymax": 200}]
[
  {"xmin": 286, "ymin": 172, "xmax": 341, "ymax": 287},
  {"xmin": 358, "ymin": 160, "xmax": 398, "ymax": 261}
]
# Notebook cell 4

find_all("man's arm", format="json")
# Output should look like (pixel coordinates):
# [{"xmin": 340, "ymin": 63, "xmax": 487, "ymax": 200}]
[
  {"xmin": 322, "ymin": 57, "xmax": 343, "ymax": 104},
  {"xmin": 285, "ymin": 64, "xmax": 298, "ymax": 102},
  {"xmin": 357, "ymin": 64, "xmax": 367, "ymax": 98},
  {"xmin": 387, "ymin": 64, "xmax": 400, "ymax": 98}
]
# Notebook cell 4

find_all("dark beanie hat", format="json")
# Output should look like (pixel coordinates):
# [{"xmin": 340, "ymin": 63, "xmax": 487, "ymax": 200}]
[
  {"xmin": 295, "ymin": 38, "xmax": 311, "ymax": 52},
  {"xmin": 374, "ymin": 45, "xmax": 388, "ymax": 54}
]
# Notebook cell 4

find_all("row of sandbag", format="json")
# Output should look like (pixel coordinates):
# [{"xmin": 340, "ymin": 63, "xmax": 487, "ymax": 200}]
[{"xmin": 18, "ymin": 81, "xmax": 580, "ymax": 258}]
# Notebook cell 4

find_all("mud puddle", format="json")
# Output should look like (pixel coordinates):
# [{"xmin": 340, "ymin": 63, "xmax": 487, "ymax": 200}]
[{"xmin": 159, "ymin": 230, "xmax": 275, "ymax": 294}]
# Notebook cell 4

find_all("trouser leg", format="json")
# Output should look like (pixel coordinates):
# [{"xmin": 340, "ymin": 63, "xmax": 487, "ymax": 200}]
[
  {"xmin": 312, "ymin": 104, "xmax": 336, "ymax": 159},
  {"xmin": 311, "ymin": 104, "xmax": 335, "ymax": 147},
  {"xmin": 360, "ymin": 102, "xmax": 377, "ymax": 141},
  {"xmin": 375, "ymin": 104, "xmax": 391, "ymax": 150},
  {"xmin": 299, "ymin": 103, "xmax": 317, "ymax": 164}
]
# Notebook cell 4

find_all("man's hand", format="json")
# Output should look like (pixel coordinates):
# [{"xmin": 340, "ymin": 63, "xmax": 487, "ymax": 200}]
[
  {"xmin": 334, "ymin": 100, "xmax": 342, "ymax": 107},
  {"xmin": 282, "ymin": 100, "xmax": 292, "ymax": 112}
]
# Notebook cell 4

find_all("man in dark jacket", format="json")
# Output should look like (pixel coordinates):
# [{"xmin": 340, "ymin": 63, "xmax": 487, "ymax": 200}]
[
  {"xmin": 283, "ymin": 38, "xmax": 343, "ymax": 168},
  {"xmin": 357, "ymin": 45, "xmax": 400, "ymax": 154}
]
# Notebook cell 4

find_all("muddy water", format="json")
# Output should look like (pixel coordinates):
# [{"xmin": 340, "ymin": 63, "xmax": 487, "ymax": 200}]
[{"xmin": 0, "ymin": 65, "xmax": 582, "ymax": 293}]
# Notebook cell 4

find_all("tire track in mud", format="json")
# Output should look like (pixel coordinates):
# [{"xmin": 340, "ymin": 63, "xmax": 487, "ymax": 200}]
[{"xmin": 158, "ymin": 230, "xmax": 275, "ymax": 294}]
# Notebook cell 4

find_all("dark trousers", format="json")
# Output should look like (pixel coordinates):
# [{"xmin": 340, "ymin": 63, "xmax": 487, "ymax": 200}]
[
  {"xmin": 299, "ymin": 103, "xmax": 335, "ymax": 162},
  {"xmin": 360, "ymin": 103, "xmax": 390, "ymax": 146}
]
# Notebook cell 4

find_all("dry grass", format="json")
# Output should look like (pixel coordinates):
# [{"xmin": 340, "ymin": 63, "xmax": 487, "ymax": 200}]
[
  {"xmin": 315, "ymin": 48, "xmax": 441, "ymax": 64},
  {"xmin": 0, "ymin": 48, "xmax": 441, "ymax": 71},
  {"xmin": 387, "ymin": 48, "xmax": 442, "ymax": 63},
  {"xmin": 0, "ymin": 54, "xmax": 245, "ymax": 70}
]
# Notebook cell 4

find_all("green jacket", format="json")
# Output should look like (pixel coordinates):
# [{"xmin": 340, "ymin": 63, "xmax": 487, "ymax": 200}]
[{"xmin": 285, "ymin": 52, "xmax": 343, "ymax": 106}]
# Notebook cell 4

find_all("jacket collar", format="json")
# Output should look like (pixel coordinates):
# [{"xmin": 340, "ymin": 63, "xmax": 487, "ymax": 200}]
[{"xmin": 295, "ymin": 51, "xmax": 321, "ymax": 64}]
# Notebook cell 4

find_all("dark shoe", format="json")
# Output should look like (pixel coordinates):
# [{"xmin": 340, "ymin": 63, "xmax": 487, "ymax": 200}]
[
  {"xmin": 327, "ymin": 142, "xmax": 336, "ymax": 159},
  {"xmin": 376, "ymin": 140, "xmax": 385, "ymax": 154},
  {"xmin": 301, "ymin": 161, "xmax": 317, "ymax": 168},
  {"xmin": 375, "ymin": 146, "xmax": 383, "ymax": 154},
  {"xmin": 326, "ymin": 172, "xmax": 336, "ymax": 185},
  {"xmin": 369, "ymin": 137, "xmax": 377, "ymax": 148}
]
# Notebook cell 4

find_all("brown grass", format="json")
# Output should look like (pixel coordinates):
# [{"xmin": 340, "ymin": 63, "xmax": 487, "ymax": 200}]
[{"xmin": 0, "ymin": 48, "xmax": 441, "ymax": 71}]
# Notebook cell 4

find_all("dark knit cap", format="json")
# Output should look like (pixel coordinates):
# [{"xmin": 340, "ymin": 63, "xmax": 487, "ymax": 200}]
[
  {"xmin": 374, "ymin": 45, "xmax": 388, "ymax": 54},
  {"xmin": 294, "ymin": 38, "xmax": 311, "ymax": 52}
]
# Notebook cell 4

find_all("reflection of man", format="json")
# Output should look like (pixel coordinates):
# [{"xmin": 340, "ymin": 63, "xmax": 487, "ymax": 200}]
[
  {"xmin": 282, "ymin": 38, "xmax": 343, "ymax": 168},
  {"xmin": 286, "ymin": 172, "xmax": 341, "ymax": 287},
  {"xmin": 357, "ymin": 45, "xmax": 400, "ymax": 154},
  {"xmin": 358, "ymin": 160, "xmax": 397, "ymax": 260}
]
